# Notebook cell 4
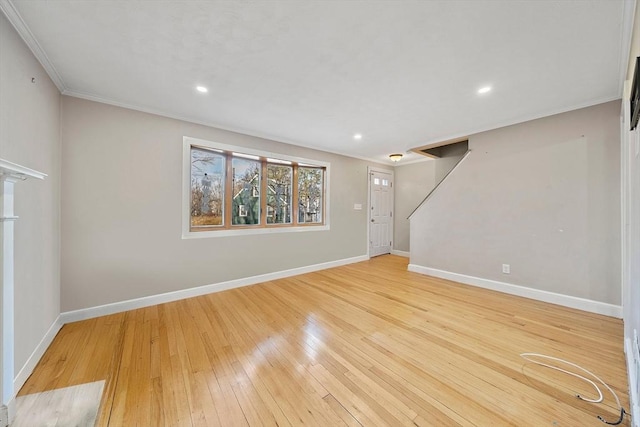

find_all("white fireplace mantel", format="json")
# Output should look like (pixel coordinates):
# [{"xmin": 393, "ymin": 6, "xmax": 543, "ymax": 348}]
[
  {"xmin": 0, "ymin": 158, "xmax": 46, "ymax": 426},
  {"xmin": 0, "ymin": 159, "xmax": 47, "ymax": 182}
]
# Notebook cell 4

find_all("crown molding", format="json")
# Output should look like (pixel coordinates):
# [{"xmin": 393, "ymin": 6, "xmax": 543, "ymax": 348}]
[
  {"xmin": 410, "ymin": 95, "xmax": 621, "ymax": 151},
  {"xmin": 0, "ymin": 0, "xmax": 66, "ymax": 93},
  {"xmin": 62, "ymin": 89, "xmax": 394, "ymax": 166}
]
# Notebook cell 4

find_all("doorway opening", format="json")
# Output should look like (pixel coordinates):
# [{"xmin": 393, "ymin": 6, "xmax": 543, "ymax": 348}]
[{"xmin": 368, "ymin": 167, "xmax": 394, "ymax": 257}]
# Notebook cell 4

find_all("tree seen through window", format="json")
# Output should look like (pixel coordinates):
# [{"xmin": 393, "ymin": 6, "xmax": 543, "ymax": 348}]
[
  {"xmin": 298, "ymin": 167, "xmax": 323, "ymax": 223},
  {"xmin": 232, "ymin": 157, "xmax": 261, "ymax": 225},
  {"xmin": 190, "ymin": 148, "xmax": 224, "ymax": 227}
]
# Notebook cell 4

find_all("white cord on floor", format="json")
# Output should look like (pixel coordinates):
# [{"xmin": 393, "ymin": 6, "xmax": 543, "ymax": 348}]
[{"xmin": 520, "ymin": 352, "xmax": 625, "ymax": 425}]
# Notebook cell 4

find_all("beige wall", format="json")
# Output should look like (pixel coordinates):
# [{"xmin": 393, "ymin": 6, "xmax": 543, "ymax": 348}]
[
  {"xmin": 393, "ymin": 161, "xmax": 435, "ymax": 252},
  {"xmin": 434, "ymin": 142, "xmax": 468, "ymax": 183},
  {"xmin": 410, "ymin": 101, "xmax": 621, "ymax": 304},
  {"xmin": 394, "ymin": 143, "xmax": 467, "ymax": 253},
  {"xmin": 0, "ymin": 13, "xmax": 61, "ymax": 376},
  {"xmin": 623, "ymin": 1, "xmax": 640, "ymax": 343},
  {"xmin": 60, "ymin": 96, "xmax": 386, "ymax": 311}
]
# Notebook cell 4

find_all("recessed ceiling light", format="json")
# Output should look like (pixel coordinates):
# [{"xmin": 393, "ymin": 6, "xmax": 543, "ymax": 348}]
[
  {"xmin": 477, "ymin": 86, "xmax": 492, "ymax": 94},
  {"xmin": 196, "ymin": 86, "xmax": 208, "ymax": 93},
  {"xmin": 353, "ymin": 133, "xmax": 363, "ymax": 140}
]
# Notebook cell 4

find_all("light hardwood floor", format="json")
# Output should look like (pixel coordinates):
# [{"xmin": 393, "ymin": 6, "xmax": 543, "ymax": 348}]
[{"xmin": 19, "ymin": 255, "xmax": 629, "ymax": 426}]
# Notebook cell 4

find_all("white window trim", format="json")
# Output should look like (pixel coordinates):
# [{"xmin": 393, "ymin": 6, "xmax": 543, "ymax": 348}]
[{"xmin": 182, "ymin": 136, "xmax": 330, "ymax": 239}]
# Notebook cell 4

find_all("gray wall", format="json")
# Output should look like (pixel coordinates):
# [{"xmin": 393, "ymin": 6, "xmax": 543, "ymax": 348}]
[
  {"xmin": 410, "ymin": 101, "xmax": 621, "ymax": 304},
  {"xmin": 434, "ymin": 142, "xmax": 468, "ymax": 183},
  {"xmin": 394, "ymin": 161, "xmax": 435, "ymax": 252},
  {"xmin": 394, "ymin": 142, "xmax": 467, "ymax": 253},
  {"xmin": 60, "ymin": 96, "xmax": 387, "ymax": 311},
  {"xmin": 0, "ymin": 13, "xmax": 61, "ymax": 376}
]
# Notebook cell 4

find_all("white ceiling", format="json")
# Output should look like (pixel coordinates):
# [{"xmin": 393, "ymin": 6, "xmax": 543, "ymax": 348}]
[{"xmin": 2, "ymin": 0, "xmax": 633, "ymax": 164}]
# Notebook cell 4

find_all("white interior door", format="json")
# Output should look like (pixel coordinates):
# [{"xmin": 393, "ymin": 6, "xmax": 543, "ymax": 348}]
[{"xmin": 369, "ymin": 170, "xmax": 393, "ymax": 257}]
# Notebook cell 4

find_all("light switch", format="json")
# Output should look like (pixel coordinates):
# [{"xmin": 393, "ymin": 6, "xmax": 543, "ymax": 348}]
[{"xmin": 354, "ymin": 204, "xmax": 362, "ymax": 210}]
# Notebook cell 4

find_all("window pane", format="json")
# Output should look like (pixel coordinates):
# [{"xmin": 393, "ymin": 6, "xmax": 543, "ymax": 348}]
[
  {"xmin": 267, "ymin": 164, "xmax": 292, "ymax": 224},
  {"xmin": 232, "ymin": 157, "xmax": 261, "ymax": 225},
  {"xmin": 190, "ymin": 147, "xmax": 225, "ymax": 227},
  {"xmin": 298, "ymin": 167, "xmax": 323, "ymax": 224}
]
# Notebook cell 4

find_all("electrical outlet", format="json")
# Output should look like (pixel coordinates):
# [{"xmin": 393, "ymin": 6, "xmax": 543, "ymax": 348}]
[{"xmin": 502, "ymin": 264, "xmax": 510, "ymax": 274}]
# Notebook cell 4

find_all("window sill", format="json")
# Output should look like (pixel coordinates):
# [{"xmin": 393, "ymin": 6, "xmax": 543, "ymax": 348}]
[{"xmin": 182, "ymin": 224, "xmax": 330, "ymax": 239}]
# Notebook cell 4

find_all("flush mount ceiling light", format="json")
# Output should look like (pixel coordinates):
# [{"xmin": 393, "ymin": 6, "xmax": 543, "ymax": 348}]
[
  {"xmin": 389, "ymin": 153, "xmax": 403, "ymax": 162},
  {"xmin": 196, "ymin": 86, "xmax": 208, "ymax": 93},
  {"xmin": 353, "ymin": 133, "xmax": 363, "ymax": 140},
  {"xmin": 477, "ymin": 86, "xmax": 492, "ymax": 94}
]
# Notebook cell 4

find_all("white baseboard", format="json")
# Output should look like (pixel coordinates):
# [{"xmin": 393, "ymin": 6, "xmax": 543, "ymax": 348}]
[
  {"xmin": 6, "ymin": 399, "xmax": 13, "ymax": 426},
  {"xmin": 13, "ymin": 316, "xmax": 62, "ymax": 400},
  {"xmin": 61, "ymin": 255, "xmax": 369, "ymax": 324},
  {"xmin": 407, "ymin": 264, "xmax": 623, "ymax": 318},
  {"xmin": 391, "ymin": 250, "xmax": 410, "ymax": 258},
  {"xmin": 626, "ymin": 332, "xmax": 640, "ymax": 427},
  {"xmin": 0, "ymin": 404, "xmax": 7, "ymax": 427}
]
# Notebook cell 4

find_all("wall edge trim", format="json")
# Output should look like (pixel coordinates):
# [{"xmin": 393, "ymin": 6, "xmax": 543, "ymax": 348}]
[
  {"xmin": 13, "ymin": 315, "xmax": 62, "ymax": 395},
  {"xmin": 625, "ymin": 335, "xmax": 640, "ymax": 427},
  {"xmin": 60, "ymin": 255, "xmax": 369, "ymax": 324},
  {"xmin": 407, "ymin": 264, "xmax": 622, "ymax": 318}
]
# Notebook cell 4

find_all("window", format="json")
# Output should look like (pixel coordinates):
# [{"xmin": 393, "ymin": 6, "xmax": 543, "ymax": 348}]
[
  {"xmin": 183, "ymin": 137, "xmax": 329, "ymax": 237},
  {"xmin": 298, "ymin": 166, "xmax": 323, "ymax": 224},
  {"xmin": 267, "ymin": 163, "xmax": 292, "ymax": 224},
  {"xmin": 190, "ymin": 147, "xmax": 225, "ymax": 227},
  {"xmin": 232, "ymin": 157, "xmax": 261, "ymax": 225}
]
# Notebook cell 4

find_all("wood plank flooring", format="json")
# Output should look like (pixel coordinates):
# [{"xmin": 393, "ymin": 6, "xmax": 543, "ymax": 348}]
[{"xmin": 19, "ymin": 255, "xmax": 630, "ymax": 426}]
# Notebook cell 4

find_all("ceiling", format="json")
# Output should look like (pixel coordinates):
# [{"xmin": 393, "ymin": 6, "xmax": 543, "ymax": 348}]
[{"xmin": 2, "ymin": 0, "xmax": 634, "ymax": 164}]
